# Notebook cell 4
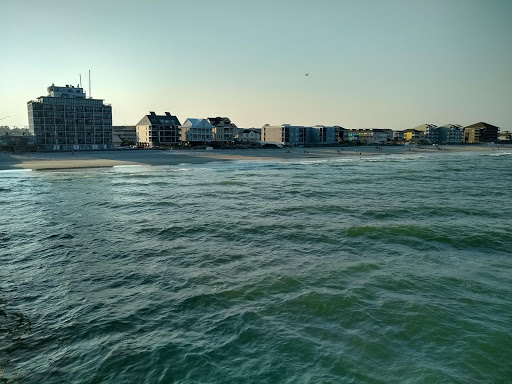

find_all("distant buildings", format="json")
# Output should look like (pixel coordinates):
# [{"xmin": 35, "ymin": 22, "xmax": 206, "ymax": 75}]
[
  {"xmin": 261, "ymin": 124, "xmax": 307, "ymax": 146},
  {"xmin": 311, "ymin": 125, "xmax": 337, "ymax": 144},
  {"xmin": 180, "ymin": 118, "xmax": 215, "ymax": 144},
  {"xmin": 112, "ymin": 125, "xmax": 137, "ymax": 145},
  {"xmin": 207, "ymin": 117, "xmax": 242, "ymax": 143},
  {"xmin": 235, "ymin": 128, "xmax": 261, "ymax": 143},
  {"xmin": 27, "ymin": 84, "xmax": 113, "ymax": 150},
  {"xmin": 341, "ymin": 128, "xmax": 392, "ymax": 144},
  {"xmin": 22, "ymin": 85, "xmax": 505, "ymax": 150},
  {"xmin": 403, "ymin": 129, "xmax": 426, "ymax": 143},
  {"xmin": 498, "ymin": 131, "xmax": 511, "ymax": 142},
  {"xmin": 260, "ymin": 124, "xmax": 339, "ymax": 146},
  {"xmin": 136, "ymin": 112, "xmax": 181, "ymax": 147},
  {"xmin": 463, "ymin": 122, "xmax": 499, "ymax": 143},
  {"xmin": 438, "ymin": 124, "xmax": 463, "ymax": 144},
  {"xmin": 414, "ymin": 124, "xmax": 438, "ymax": 143}
]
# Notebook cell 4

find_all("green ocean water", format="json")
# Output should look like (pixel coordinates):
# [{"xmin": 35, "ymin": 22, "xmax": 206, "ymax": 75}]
[{"xmin": 1, "ymin": 150, "xmax": 511, "ymax": 383}]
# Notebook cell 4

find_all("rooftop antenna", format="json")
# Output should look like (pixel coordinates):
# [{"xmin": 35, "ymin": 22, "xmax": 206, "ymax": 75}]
[
  {"xmin": 79, "ymin": 74, "xmax": 82, "ymax": 89},
  {"xmin": 88, "ymin": 70, "xmax": 92, "ymax": 98}
]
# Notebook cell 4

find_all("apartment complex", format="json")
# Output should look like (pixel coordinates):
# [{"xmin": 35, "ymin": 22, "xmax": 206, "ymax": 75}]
[
  {"xmin": 235, "ymin": 129, "xmax": 261, "ymax": 143},
  {"xmin": 180, "ymin": 118, "xmax": 215, "ymax": 144},
  {"xmin": 112, "ymin": 126, "xmax": 137, "ymax": 144},
  {"xmin": 261, "ymin": 124, "xmax": 339, "ymax": 145},
  {"xmin": 136, "ymin": 112, "xmax": 181, "ymax": 147},
  {"xmin": 414, "ymin": 124, "xmax": 439, "ymax": 143},
  {"xmin": 27, "ymin": 84, "xmax": 112, "ymax": 150},
  {"xmin": 463, "ymin": 122, "xmax": 500, "ymax": 143},
  {"xmin": 438, "ymin": 124, "xmax": 463, "ymax": 144},
  {"xmin": 207, "ymin": 117, "xmax": 242, "ymax": 143}
]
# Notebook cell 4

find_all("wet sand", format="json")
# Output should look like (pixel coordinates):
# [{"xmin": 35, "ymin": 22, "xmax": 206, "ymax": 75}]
[{"xmin": 0, "ymin": 144, "xmax": 509, "ymax": 171}]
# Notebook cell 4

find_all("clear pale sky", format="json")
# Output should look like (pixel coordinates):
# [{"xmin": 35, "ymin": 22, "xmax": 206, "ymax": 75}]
[{"xmin": 1, "ymin": 0, "xmax": 511, "ymax": 129}]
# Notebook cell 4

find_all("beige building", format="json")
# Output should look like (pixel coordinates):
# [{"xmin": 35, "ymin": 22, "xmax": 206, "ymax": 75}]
[
  {"xmin": 463, "ymin": 122, "xmax": 500, "ymax": 143},
  {"xmin": 181, "ymin": 118, "xmax": 214, "ymax": 144},
  {"xmin": 207, "ymin": 117, "xmax": 242, "ymax": 143},
  {"xmin": 235, "ymin": 128, "xmax": 261, "ymax": 143}
]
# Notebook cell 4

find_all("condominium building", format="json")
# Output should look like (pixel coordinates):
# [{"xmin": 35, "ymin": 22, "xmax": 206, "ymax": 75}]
[
  {"xmin": 414, "ymin": 124, "xmax": 439, "ymax": 143},
  {"xmin": 136, "ymin": 112, "xmax": 181, "ymax": 147},
  {"xmin": 27, "ymin": 84, "xmax": 112, "ymax": 150},
  {"xmin": 235, "ymin": 128, "xmax": 261, "ymax": 143},
  {"xmin": 438, "ymin": 124, "xmax": 463, "ymax": 144},
  {"xmin": 403, "ymin": 129, "xmax": 426, "ymax": 142},
  {"xmin": 393, "ymin": 130, "xmax": 405, "ymax": 142},
  {"xmin": 498, "ymin": 131, "xmax": 511, "ymax": 142},
  {"xmin": 207, "ymin": 117, "xmax": 242, "ymax": 143},
  {"xmin": 346, "ymin": 129, "xmax": 392, "ymax": 144},
  {"xmin": 112, "ymin": 125, "xmax": 137, "ymax": 144},
  {"xmin": 180, "ymin": 118, "xmax": 214, "ymax": 144},
  {"xmin": 310, "ymin": 125, "xmax": 337, "ymax": 144},
  {"xmin": 261, "ymin": 124, "xmax": 309, "ymax": 146},
  {"xmin": 463, "ymin": 122, "xmax": 500, "ymax": 143},
  {"xmin": 370, "ymin": 129, "xmax": 393, "ymax": 144},
  {"xmin": 336, "ymin": 127, "xmax": 349, "ymax": 142}
]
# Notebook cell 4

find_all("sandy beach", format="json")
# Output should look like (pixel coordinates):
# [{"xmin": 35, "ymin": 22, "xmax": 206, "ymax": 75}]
[{"xmin": 0, "ymin": 144, "xmax": 509, "ymax": 171}]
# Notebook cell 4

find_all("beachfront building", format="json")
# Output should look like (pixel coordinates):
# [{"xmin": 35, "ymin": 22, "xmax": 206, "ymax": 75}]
[
  {"xmin": 112, "ymin": 125, "xmax": 137, "ymax": 145},
  {"xmin": 310, "ymin": 125, "xmax": 337, "ymax": 144},
  {"xmin": 261, "ymin": 124, "xmax": 310, "ymax": 146},
  {"xmin": 403, "ymin": 129, "xmax": 426, "ymax": 143},
  {"xmin": 180, "ymin": 118, "xmax": 215, "ymax": 145},
  {"xmin": 207, "ymin": 117, "xmax": 242, "ymax": 143},
  {"xmin": 369, "ymin": 129, "xmax": 393, "ymax": 144},
  {"xmin": 136, "ymin": 112, "xmax": 181, "ymax": 147},
  {"xmin": 498, "ymin": 131, "xmax": 511, "ymax": 142},
  {"xmin": 235, "ymin": 128, "xmax": 261, "ymax": 143},
  {"xmin": 345, "ymin": 129, "xmax": 392, "ymax": 144},
  {"xmin": 438, "ymin": 124, "xmax": 463, "ymax": 144},
  {"xmin": 336, "ymin": 127, "xmax": 349, "ymax": 142},
  {"xmin": 414, "ymin": 124, "xmax": 439, "ymax": 143},
  {"xmin": 27, "ymin": 84, "xmax": 112, "ymax": 150},
  {"xmin": 393, "ymin": 130, "xmax": 405, "ymax": 142},
  {"xmin": 0, "ymin": 134, "xmax": 35, "ymax": 146},
  {"xmin": 463, "ymin": 122, "xmax": 500, "ymax": 143}
]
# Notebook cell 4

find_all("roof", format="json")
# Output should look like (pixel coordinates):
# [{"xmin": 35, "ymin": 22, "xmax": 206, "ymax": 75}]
[
  {"xmin": 464, "ymin": 122, "xmax": 500, "ymax": 130},
  {"xmin": 207, "ymin": 117, "xmax": 237, "ymax": 128},
  {"xmin": 182, "ymin": 118, "xmax": 214, "ymax": 128},
  {"xmin": 136, "ymin": 112, "xmax": 181, "ymax": 127}
]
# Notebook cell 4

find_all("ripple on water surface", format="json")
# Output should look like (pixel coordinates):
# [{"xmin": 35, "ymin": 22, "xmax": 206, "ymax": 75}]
[{"xmin": 1, "ymin": 152, "xmax": 512, "ymax": 383}]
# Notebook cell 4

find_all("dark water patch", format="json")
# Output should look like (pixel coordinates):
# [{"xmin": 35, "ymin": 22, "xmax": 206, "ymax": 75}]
[
  {"xmin": 41, "ymin": 233, "xmax": 75, "ymax": 241},
  {"xmin": 216, "ymin": 180, "xmax": 247, "ymax": 186},
  {"xmin": 346, "ymin": 224, "xmax": 512, "ymax": 252}
]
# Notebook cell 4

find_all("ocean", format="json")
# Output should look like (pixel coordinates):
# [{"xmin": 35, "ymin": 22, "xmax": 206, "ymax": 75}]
[{"xmin": 1, "ymin": 150, "xmax": 511, "ymax": 383}]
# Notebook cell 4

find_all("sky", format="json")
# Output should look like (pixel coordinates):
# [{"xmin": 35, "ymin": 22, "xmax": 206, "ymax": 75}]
[{"xmin": 1, "ymin": 0, "xmax": 511, "ymax": 130}]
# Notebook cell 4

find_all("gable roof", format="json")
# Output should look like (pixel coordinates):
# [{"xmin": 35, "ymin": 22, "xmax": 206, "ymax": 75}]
[
  {"xmin": 182, "ymin": 118, "xmax": 214, "ymax": 128},
  {"xmin": 464, "ymin": 122, "xmax": 499, "ymax": 130},
  {"xmin": 136, "ymin": 112, "xmax": 181, "ymax": 127}
]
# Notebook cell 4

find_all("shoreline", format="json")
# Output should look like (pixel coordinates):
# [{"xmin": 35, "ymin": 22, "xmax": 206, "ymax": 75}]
[{"xmin": 0, "ymin": 144, "xmax": 510, "ymax": 171}]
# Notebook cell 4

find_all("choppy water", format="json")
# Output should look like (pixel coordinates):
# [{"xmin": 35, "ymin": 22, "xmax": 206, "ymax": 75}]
[{"xmin": 1, "ymin": 151, "xmax": 511, "ymax": 383}]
